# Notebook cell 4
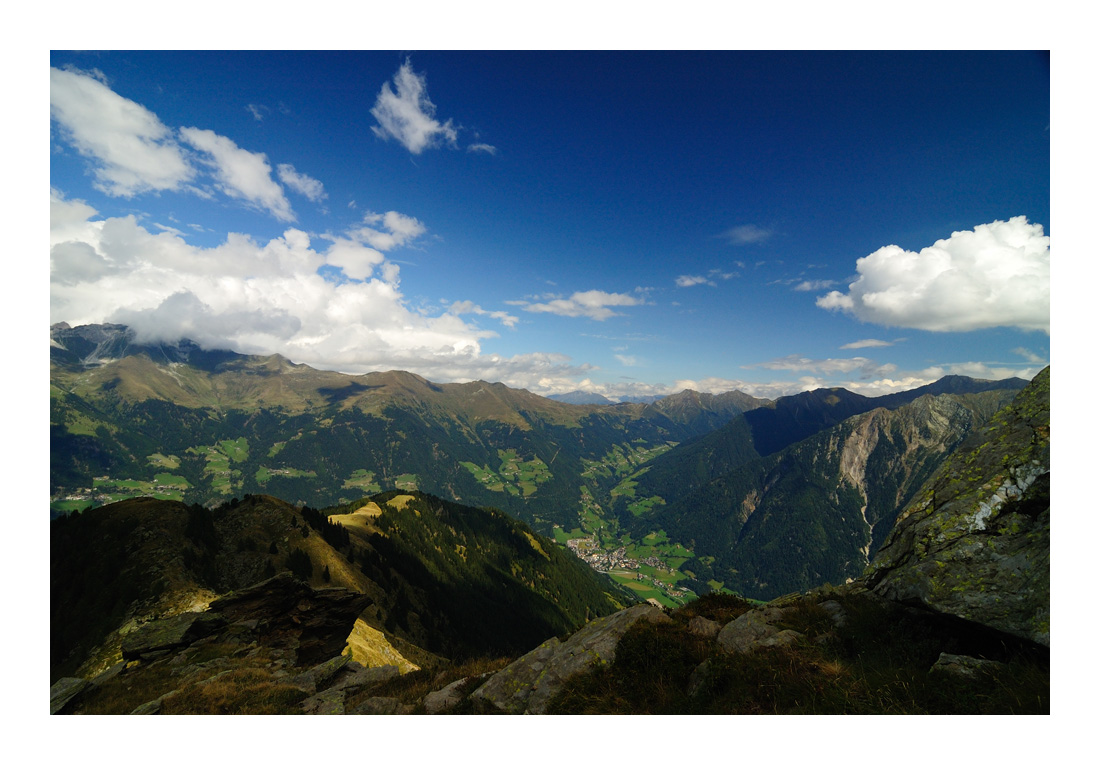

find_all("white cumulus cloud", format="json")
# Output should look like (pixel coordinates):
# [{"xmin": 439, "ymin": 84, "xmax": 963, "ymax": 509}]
[
  {"xmin": 50, "ymin": 67, "xmax": 194, "ymax": 197},
  {"xmin": 277, "ymin": 163, "xmax": 327, "ymax": 203},
  {"xmin": 48, "ymin": 191, "xmax": 606, "ymax": 392},
  {"xmin": 180, "ymin": 127, "xmax": 295, "ymax": 222},
  {"xmin": 323, "ymin": 239, "xmax": 387, "ymax": 282},
  {"xmin": 817, "ymin": 217, "xmax": 1050, "ymax": 333},
  {"xmin": 351, "ymin": 211, "xmax": 427, "ymax": 251},
  {"xmin": 371, "ymin": 59, "xmax": 458, "ymax": 154}
]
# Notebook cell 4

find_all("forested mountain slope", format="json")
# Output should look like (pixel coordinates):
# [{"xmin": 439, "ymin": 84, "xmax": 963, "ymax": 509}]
[
  {"xmin": 50, "ymin": 324, "xmax": 760, "ymax": 529},
  {"xmin": 51, "ymin": 491, "xmax": 630, "ymax": 683},
  {"xmin": 628, "ymin": 389, "xmax": 1020, "ymax": 599}
]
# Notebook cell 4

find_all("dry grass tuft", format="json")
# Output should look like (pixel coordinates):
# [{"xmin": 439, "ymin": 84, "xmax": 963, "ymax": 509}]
[{"xmin": 160, "ymin": 668, "xmax": 308, "ymax": 714}]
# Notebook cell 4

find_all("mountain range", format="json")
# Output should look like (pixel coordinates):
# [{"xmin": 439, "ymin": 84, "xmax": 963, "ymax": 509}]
[
  {"xmin": 50, "ymin": 365, "xmax": 1050, "ymax": 714},
  {"xmin": 51, "ymin": 323, "xmax": 1031, "ymax": 604}
]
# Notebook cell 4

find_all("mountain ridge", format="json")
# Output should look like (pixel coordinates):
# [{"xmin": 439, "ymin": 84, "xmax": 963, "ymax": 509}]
[
  {"xmin": 52, "ymin": 490, "xmax": 630, "ymax": 684},
  {"xmin": 50, "ymin": 365, "xmax": 1051, "ymax": 715},
  {"xmin": 50, "ymin": 322, "xmax": 1033, "ymax": 605}
]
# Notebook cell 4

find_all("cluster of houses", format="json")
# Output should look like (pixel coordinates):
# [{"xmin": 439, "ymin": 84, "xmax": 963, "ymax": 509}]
[
  {"xmin": 566, "ymin": 537, "xmax": 637, "ymax": 572},
  {"xmin": 60, "ymin": 488, "xmax": 113, "ymax": 503},
  {"xmin": 564, "ymin": 534, "xmax": 693, "ymax": 601},
  {"xmin": 564, "ymin": 536, "xmax": 669, "ymax": 574}
]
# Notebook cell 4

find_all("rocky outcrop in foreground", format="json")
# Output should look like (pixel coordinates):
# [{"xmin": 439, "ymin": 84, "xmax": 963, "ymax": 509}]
[
  {"xmin": 51, "ymin": 573, "xmax": 374, "ymax": 714},
  {"xmin": 470, "ymin": 604, "xmax": 671, "ymax": 714},
  {"xmin": 866, "ymin": 367, "xmax": 1050, "ymax": 646}
]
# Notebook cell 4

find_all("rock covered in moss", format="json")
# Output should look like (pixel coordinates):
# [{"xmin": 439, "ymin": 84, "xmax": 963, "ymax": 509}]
[
  {"xmin": 50, "ymin": 677, "xmax": 90, "ymax": 714},
  {"xmin": 866, "ymin": 368, "xmax": 1050, "ymax": 646},
  {"xmin": 470, "ymin": 604, "xmax": 670, "ymax": 714},
  {"xmin": 120, "ymin": 611, "xmax": 226, "ymax": 660}
]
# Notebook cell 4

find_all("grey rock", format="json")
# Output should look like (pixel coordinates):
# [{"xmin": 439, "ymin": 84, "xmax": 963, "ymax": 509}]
[
  {"xmin": 129, "ymin": 686, "xmax": 184, "ymax": 715},
  {"xmin": 207, "ymin": 572, "xmax": 371, "ymax": 665},
  {"xmin": 717, "ymin": 607, "xmax": 802, "ymax": 654},
  {"xmin": 471, "ymin": 604, "xmax": 671, "ymax": 714},
  {"xmin": 759, "ymin": 629, "xmax": 802, "ymax": 649},
  {"xmin": 686, "ymin": 659, "xmax": 712, "ymax": 697},
  {"xmin": 817, "ymin": 600, "xmax": 848, "ymax": 628},
  {"xmin": 329, "ymin": 663, "xmax": 400, "ymax": 693},
  {"xmin": 289, "ymin": 653, "xmax": 352, "ymax": 694},
  {"xmin": 687, "ymin": 616, "xmax": 721, "ymax": 639},
  {"xmin": 120, "ymin": 611, "xmax": 226, "ymax": 660},
  {"xmin": 302, "ymin": 688, "xmax": 346, "ymax": 714},
  {"xmin": 351, "ymin": 696, "xmax": 409, "ymax": 715},
  {"xmin": 50, "ymin": 677, "xmax": 90, "ymax": 714},
  {"xmin": 129, "ymin": 697, "xmax": 166, "ymax": 715},
  {"xmin": 90, "ymin": 661, "xmax": 126, "ymax": 686},
  {"xmin": 931, "ymin": 652, "xmax": 1006, "ymax": 679},
  {"xmin": 424, "ymin": 677, "xmax": 476, "ymax": 714}
]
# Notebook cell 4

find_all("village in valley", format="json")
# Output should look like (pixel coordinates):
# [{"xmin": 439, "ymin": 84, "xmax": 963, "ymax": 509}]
[{"xmin": 561, "ymin": 533, "xmax": 697, "ymax": 607}]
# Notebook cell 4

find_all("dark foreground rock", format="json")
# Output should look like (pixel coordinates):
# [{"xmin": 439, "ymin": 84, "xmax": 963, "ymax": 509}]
[
  {"xmin": 121, "ymin": 611, "xmax": 227, "ymax": 660},
  {"xmin": 50, "ymin": 677, "xmax": 90, "ymax": 714},
  {"xmin": 471, "ymin": 604, "xmax": 671, "ymax": 714},
  {"xmin": 716, "ymin": 607, "xmax": 802, "ymax": 654},
  {"xmin": 207, "ymin": 572, "xmax": 372, "ymax": 664},
  {"xmin": 54, "ymin": 573, "xmax": 375, "ymax": 714}
]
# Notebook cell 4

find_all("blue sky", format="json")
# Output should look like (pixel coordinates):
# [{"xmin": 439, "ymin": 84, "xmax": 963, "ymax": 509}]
[{"xmin": 49, "ymin": 50, "xmax": 1050, "ymax": 399}]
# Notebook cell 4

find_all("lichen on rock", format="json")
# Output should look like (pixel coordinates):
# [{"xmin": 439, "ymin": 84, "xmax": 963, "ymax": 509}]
[{"xmin": 865, "ymin": 368, "xmax": 1049, "ymax": 646}]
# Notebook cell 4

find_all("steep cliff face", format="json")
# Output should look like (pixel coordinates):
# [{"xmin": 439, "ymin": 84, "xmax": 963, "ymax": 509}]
[
  {"xmin": 834, "ymin": 392, "xmax": 1001, "ymax": 555},
  {"xmin": 644, "ymin": 389, "xmax": 1015, "ymax": 599},
  {"xmin": 866, "ymin": 368, "xmax": 1050, "ymax": 646}
]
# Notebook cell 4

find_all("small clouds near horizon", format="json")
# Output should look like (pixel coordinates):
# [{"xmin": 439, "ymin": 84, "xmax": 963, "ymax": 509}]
[
  {"xmin": 448, "ymin": 300, "xmax": 519, "ymax": 329},
  {"xmin": 371, "ymin": 59, "xmax": 458, "ymax": 154},
  {"xmin": 817, "ymin": 217, "xmax": 1049, "ymax": 333},
  {"xmin": 675, "ymin": 269, "xmax": 736, "ymax": 288},
  {"xmin": 840, "ymin": 338, "xmax": 895, "ymax": 349},
  {"xmin": 793, "ymin": 279, "xmax": 839, "ymax": 292},
  {"xmin": 749, "ymin": 354, "xmax": 898, "ymax": 379},
  {"xmin": 513, "ymin": 289, "xmax": 648, "ymax": 321}
]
